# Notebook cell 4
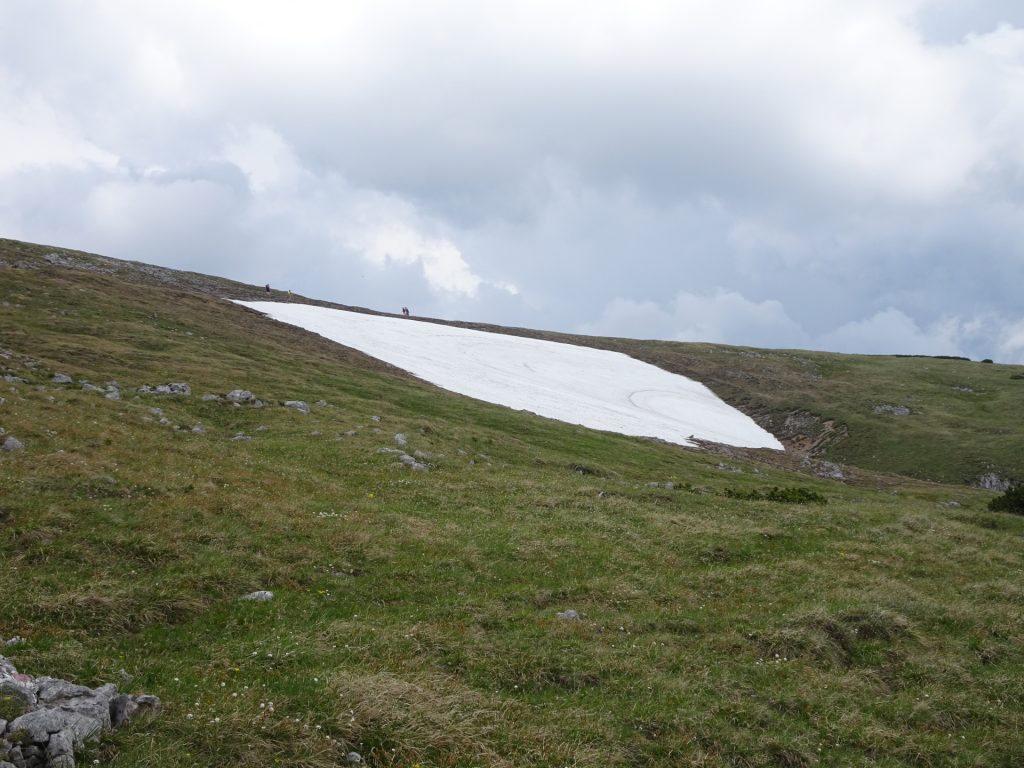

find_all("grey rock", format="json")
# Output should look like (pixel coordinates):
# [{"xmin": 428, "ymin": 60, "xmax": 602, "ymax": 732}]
[
  {"xmin": 314, "ymin": 400, "xmax": 328, "ymax": 407},
  {"xmin": 412, "ymin": 450, "xmax": 433, "ymax": 461},
  {"xmin": 51, "ymin": 374, "xmax": 72, "ymax": 385},
  {"xmin": 978, "ymin": 472, "xmax": 1012, "ymax": 492},
  {"xmin": 394, "ymin": 433, "xmax": 408, "ymax": 446},
  {"xmin": 1, "ymin": 436, "xmax": 24, "ymax": 452},
  {"xmin": 231, "ymin": 433, "xmax": 251, "ymax": 441},
  {"xmin": 343, "ymin": 430, "xmax": 357, "ymax": 436},
  {"xmin": 872, "ymin": 404, "xmax": 911, "ymax": 416},
  {"xmin": 80, "ymin": 382, "xmax": 103, "ymax": 393},
  {"xmin": 0, "ymin": 761, "xmax": 15, "ymax": 768},
  {"xmin": 157, "ymin": 417, "xmax": 170, "ymax": 426},
  {"xmin": 283, "ymin": 400, "xmax": 310, "ymax": 414},
  {"xmin": 397, "ymin": 454, "xmax": 427, "ymax": 471},
  {"xmin": 716, "ymin": 463, "xmax": 742, "ymax": 473},
  {"xmin": 149, "ymin": 407, "xmax": 162, "ymax": 416},
  {"xmin": 191, "ymin": 423, "xmax": 205, "ymax": 434},
  {"xmin": 346, "ymin": 752, "xmax": 363, "ymax": 765},
  {"xmin": 370, "ymin": 415, "xmax": 381, "ymax": 422},
  {"xmin": 7, "ymin": 708, "xmax": 67, "ymax": 742},
  {"xmin": 225, "ymin": 389, "xmax": 254, "ymax": 403},
  {"xmin": 109, "ymin": 693, "xmax": 160, "ymax": 730},
  {"xmin": 44, "ymin": 730, "xmax": 73, "ymax": 768},
  {"xmin": 557, "ymin": 609, "xmax": 580, "ymax": 621},
  {"xmin": 2, "ymin": 375, "xmax": 25, "ymax": 385},
  {"xmin": 7, "ymin": 747, "xmax": 23, "ymax": 768},
  {"xmin": 255, "ymin": 425, "xmax": 268, "ymax": 432},
  {"xmin": 154, "ymin": 383, "xmax": 190, "ymax": 396},
  {"xmin": 200, "ymin": 393, "xmax": 221, "ymax": 401},
  {"xmin": 377, "ymin": 447, "xmax": 402, "ymax": 454},
  {"xmin": 251, "ymin": 399, "xmax": 265, "ymax": 408},
  {"xmin": 104, "ymin": 389, "xmax": 121, "ymax": 401},
  {"xmin": 241, "ymin": 590, "xmax": 273, "ymax": 602}
]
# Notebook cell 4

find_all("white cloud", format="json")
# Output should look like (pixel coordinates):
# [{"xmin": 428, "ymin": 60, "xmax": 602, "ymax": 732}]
[
  {"xmin": 222, "ymin": 125, "xmax": 307, "ymax": 194},
  {"xmin": 582, "ymin": 290, "xmax": 810, "ymax": 349},
  {"xmin": 0, "ymin": 71, "xmax": 118, "ymax": 175},
  {"xmin": 819, "ymin": 308, "xmax": 965, "ymax": 356}
]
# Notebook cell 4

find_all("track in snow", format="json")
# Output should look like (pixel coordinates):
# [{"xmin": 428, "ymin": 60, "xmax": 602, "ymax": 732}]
[{"xmin": 235, "ymin": 301, "xmax": 783, "ymax": 451}]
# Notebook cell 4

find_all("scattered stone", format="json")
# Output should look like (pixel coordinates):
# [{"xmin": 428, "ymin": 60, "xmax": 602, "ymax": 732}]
[
  {"xmin": 412, "ymin": 450, "xmax": 433, "ymax": 461},
  {"xmin": 1, "ymin": 437, "xmax": 24, "ymax": 452},
  {"xmin": 157, "ymin": 417, "xmax": 170, "ymax": 426},
  {"xmin": 231, "ymin": 433, "xmax": 251, "ymax": 442},
  {"xmin": 1, "ymin": 375, "xmax": 24, "ymax": 385},
  {"xmin": 80, "ymin": 382, "xmax": 103, "ymax": 393},
  {"xmin": 191, "ymin": 423, "xmax": 205, "ymax": 434},
  {"xmin": 104, "ymin": 389, "xmax": 120, "ymax": 401},
  {"xmin": 397, "ymin": 454, "xmax": 428, "ymax": 471},
  {"xmin": 716, "ymin": 463, "xmax": 742, "ymax": 473},
  {"xmin": 309, "ymin": 430, "xmax": 321, "ymax": 436},
  {"xmin": 255, "ymin": 425, "xmax": 268, "ymax": 432},
  {"xmin": 394, "ymin": 433, "xmax": 407, "ymax": 446},
  {"xmin": 283, "ymin": 400, "xmax": 310, "ymax": 414},
  {"xmin": 225, "ymin": 390, "xmax": 255, "ymax": 403},
  {"xmin": 200, "ymin": 393, "xmax": 221, "ymax": 401},
  {"xmin": 646, "ymin": 481, "xmax": 674, "ymax": 488},
  {"xmin": 154, "ymin": 383, "xmax": 190, "ymax": 396},
  {"xmin": 370, "ymin": 415, "xmax": 381, "ymax": 422},
  {"xmin": 872, "ymin": 404, "xmax": 911, "ymax": 416},
  {"xmin": 557, "ymin": 609, "xmax": 580, "ymax": 621},
  {"xmin": 2, "ymin": 639, "xmax": 24, "ymax": 648},
  {"xmin": 149, "ymin": 407, "xmax": 163, "ymax": 416},
  {"xmin": 240, "ymin": 591, "xmax": 273, "ymax": 602},
  {"xmin": 51, "ymin": 374, "xmax": 72, "ymax": 385},
  {"xmin": 345, "ymin": 752, "xmax": 363, "ymax": 765},
  {"xmin": 939, "ymin": 500, "xmax": 962, "ymax": 508},
  {"xmin": 314, "ymin": 400, "xmax": 328, "ymax": 407},
  {"xmin": 377, "ymin": 447, "xmax": 403, "ymax": 454},
  {"xmin": 343, "ymin": 430, "xmax": 357, "ymax": 437}
]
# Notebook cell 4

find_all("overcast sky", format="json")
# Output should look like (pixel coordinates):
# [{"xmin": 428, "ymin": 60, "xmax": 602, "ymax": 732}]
[{"xmin": 3, "ymin": 1, "xmax": 1024, "ymax": 362}]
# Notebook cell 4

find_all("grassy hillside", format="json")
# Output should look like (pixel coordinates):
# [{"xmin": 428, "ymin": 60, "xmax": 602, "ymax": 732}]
[{"xmin": 2, "ymin": 239, "xmax": 1023, "ymax": 767}]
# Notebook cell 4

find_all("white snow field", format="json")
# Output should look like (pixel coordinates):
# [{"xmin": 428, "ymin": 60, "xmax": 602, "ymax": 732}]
[{"xmin": 235, "ymin": 301, "xmax": 784, "ymax": 450}]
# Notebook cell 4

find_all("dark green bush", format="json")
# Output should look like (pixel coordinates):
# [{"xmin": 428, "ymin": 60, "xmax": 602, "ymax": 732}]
[
  {"xmin": 725, "ymin": 486, "xmax": 827, "ymax": 505},
  {"xmin": 988, "ymin": 486, "xmax": 1024, "ymax": 515}
]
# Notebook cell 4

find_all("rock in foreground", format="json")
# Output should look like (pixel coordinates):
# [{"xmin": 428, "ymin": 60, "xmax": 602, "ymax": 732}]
[{"xmin": 1, "ymin": 655, "xmax": 159, "ymax": 768}]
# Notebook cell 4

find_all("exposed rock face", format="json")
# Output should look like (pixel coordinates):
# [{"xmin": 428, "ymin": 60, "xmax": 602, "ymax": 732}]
[
  {"xmin": 977, "ymin": 473, "xmax": 1013, "ymax": 492},
  {"xmin": 0, "ymin": 656, "xmax": 159, "ymax": 768},
  {"xmin": 225, "ymin": 389, "xmax": 255, "ymax": 403}
]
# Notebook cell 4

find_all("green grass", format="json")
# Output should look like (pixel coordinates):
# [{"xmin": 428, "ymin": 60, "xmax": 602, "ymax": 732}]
[{"xmin": 1, "ymin": 239, "xmax": 1023, "ymax": 766}]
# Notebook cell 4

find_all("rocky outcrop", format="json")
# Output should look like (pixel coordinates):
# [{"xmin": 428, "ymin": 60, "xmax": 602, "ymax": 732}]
[{"xmin": 0, "ymin": 656, "xmax": 158, "ymax": 768}]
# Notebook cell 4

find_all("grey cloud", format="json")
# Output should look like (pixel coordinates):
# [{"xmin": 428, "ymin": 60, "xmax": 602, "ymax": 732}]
[{"xmin": 2, "ymin": 2, "xmax": 1024, "ymax": 361}]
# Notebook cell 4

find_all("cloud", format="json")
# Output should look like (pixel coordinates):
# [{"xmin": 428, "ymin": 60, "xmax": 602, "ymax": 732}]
[
  {"xmin": 2, "ymin": 3, "xmax": 1024, "ymax": 361},
  {"xmin": 819, "ymin": 308, "xmax": 965, "ymax": 356},
  {"xmin": 582, "ymin": 290, "xmax": 810, "ymax": 349}
]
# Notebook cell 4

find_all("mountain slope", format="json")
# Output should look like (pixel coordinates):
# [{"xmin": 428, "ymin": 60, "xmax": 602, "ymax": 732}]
[
  {"xmin": 1, "ymin": 238, "xmax": 1023, "ymax": 767},
  {"xmin": 5, "ymin": 237, "xmax": 1020, "ymax": 487}
]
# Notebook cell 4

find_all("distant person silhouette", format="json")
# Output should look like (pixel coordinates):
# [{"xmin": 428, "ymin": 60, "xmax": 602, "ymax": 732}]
[
  {"xmin": 265, "ymin": 283, "xmax": 270, "ymax": 293},
  {"xmin": 402, "ymin": 307, "xmax": 410, "ymax": 317}
]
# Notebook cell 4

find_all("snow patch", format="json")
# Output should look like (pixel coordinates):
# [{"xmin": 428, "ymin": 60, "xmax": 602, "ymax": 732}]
[{"xmin": 234, "ymin": 301, "xmax": 783, "ymax": 451}]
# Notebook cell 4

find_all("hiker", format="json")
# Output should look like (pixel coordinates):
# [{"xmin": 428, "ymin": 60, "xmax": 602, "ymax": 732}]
[
  {"xmin": 402, "ymin": 306, "xmax": 410, "ymax": 317},
  {"xmin": 265, "ymin": 283, "xmax": 270, "ymax": 293}
]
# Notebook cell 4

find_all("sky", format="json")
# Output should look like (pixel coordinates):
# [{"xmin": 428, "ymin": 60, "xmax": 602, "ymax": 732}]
[{"xmin": 2, "ymin": 1, "xmax": 1024, "ymax": 362}]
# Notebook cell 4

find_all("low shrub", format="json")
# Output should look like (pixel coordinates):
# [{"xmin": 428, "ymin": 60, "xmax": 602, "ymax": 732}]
[
  {"xmin": 725, "ymin": 486, "xmax": 827, "ymax": 504},
  {"xmin": 988, "ymin": 485, "xmax": 1024, "ymax": 515}
]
